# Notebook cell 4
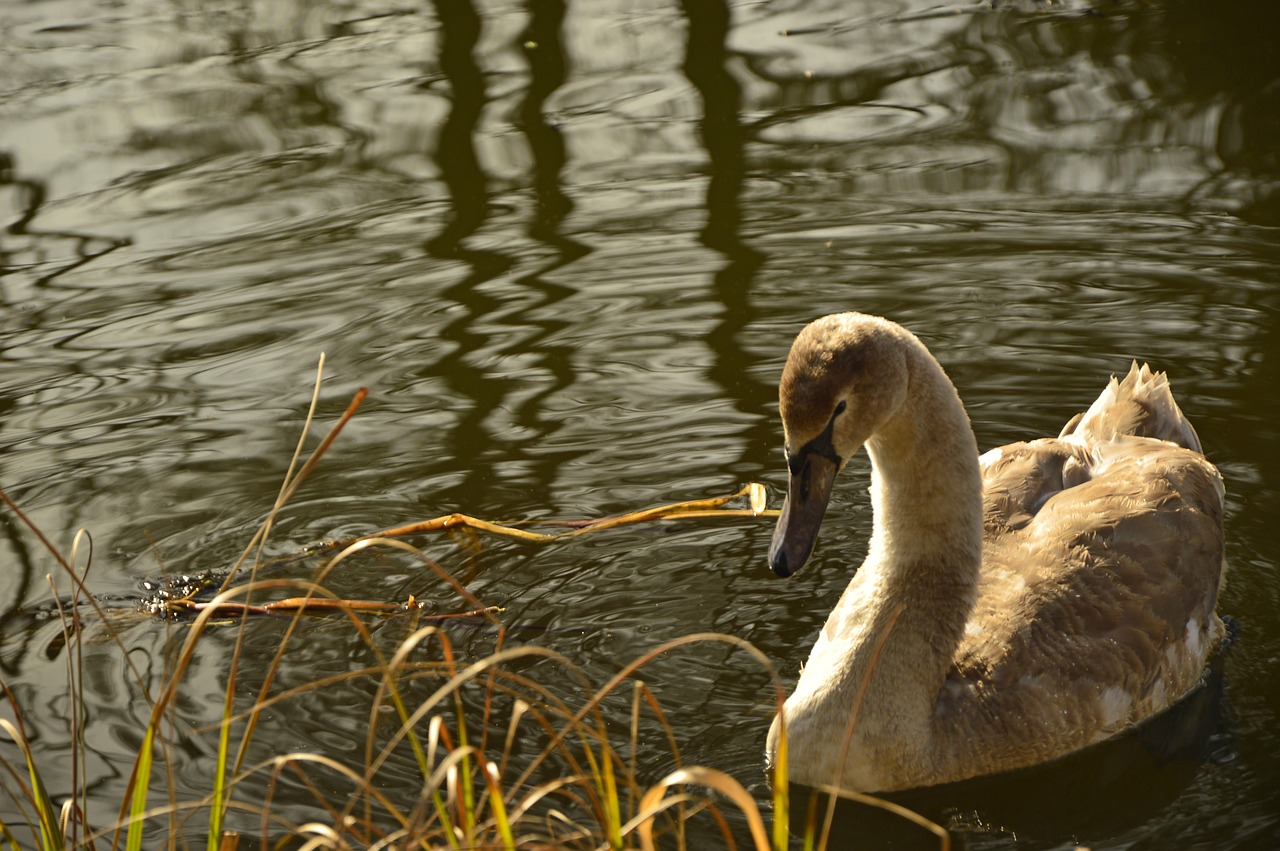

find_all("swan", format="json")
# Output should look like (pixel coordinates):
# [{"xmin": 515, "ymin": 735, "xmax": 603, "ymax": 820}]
[{"xmin": 765, "ymin": 313, "xmax": 1226, "ymax": 793}]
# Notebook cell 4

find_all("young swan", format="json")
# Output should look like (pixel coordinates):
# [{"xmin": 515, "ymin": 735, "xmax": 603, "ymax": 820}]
[{"xmin": 766, "ymin": 313, "xmax": 1226, "ymax": 793}]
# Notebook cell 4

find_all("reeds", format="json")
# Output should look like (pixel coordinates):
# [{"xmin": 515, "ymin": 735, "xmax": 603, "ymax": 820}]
[
  {"xmin": 0, "ymin": 358, "xmax": 947, "ymax": 849},
  {"xmin": 0, "ymin": 524, "xmax": 797, "ymax": 848}
]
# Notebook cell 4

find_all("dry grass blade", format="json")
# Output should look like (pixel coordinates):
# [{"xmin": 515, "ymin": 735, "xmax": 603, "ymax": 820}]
[
  {"xmin": 815, "ymin": 786, "xmax": 951, "ymax": 851},
  {"xmin": 363, "ymin": 644, "xmax": 591, "ymax": 785},
  {"xmin": 255, "ymin": 752, "xmax": 415, "ymax": 844},
  {"xmin": 540, "ymin": 633, "xmax": 785, "ymax": 769},
  {"xmin": 810, "ymin": 601, "xmax": 908, "ymax": 846},
  {"xmin": 220, "ymin": 360, "xmax": 367, "ymax": 591},
  {"xmin": 633, "ymin": 767, "xmax": 770, "ymax": 851},
  {"xmin": 0, "ymin": 495, "xmax": 152, "ymax": 704},
  {"xmin": 0, "ymin": 488, "xmax": 71, "ymax": 573}
]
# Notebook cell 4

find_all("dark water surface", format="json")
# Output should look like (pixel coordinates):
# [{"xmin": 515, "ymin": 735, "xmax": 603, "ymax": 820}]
[{"xmin": 2, "ymin": 0, "xmax": 1279, "ymax": 848}]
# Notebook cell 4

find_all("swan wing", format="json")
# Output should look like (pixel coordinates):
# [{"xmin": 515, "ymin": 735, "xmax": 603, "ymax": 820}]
[{"xmin": 943, "ymin": 424, "xmax": 1224, "ymax": 768}]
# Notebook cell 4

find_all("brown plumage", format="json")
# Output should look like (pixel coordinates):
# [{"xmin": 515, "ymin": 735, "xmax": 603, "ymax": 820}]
[{"xmin": 766, "ymin": 314, "xmax": 1226, "ymax": 794}]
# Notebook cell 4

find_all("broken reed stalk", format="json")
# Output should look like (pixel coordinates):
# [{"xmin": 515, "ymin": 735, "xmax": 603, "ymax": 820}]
[{"xmin": 307, "ymin": 481, "xmax": 776, "ymax": 554}]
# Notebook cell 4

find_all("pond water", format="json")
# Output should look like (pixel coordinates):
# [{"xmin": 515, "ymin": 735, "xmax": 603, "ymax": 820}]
[{"xmin": 2, "ymin": 0, "xmax": 1279, "ymax": 847}]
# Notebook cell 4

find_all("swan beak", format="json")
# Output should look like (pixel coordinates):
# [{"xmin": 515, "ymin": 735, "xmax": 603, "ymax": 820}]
[{"xmin": 769, "ymin": 453, "xmax": 839, "ymax": 578}]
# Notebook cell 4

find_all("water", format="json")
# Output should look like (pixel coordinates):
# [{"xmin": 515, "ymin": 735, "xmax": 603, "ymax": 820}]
[{"xmin": 2, "ymin": 0, "xmax": 1278, "ymax": 847}]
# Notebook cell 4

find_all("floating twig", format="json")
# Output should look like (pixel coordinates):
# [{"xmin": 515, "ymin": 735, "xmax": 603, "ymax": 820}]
[
  {"xmin": 308, "ymin": 482, "xmax": 775, "ymax": 553},
  {"xmin": 161, "ymin": 598, "xmax": 501, "ymax": 620}
]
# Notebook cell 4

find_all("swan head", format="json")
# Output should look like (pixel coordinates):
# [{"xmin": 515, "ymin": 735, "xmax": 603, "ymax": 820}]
[{"xmin": 769, "ymin": 314, "xmax": 909, "ymax": 578}]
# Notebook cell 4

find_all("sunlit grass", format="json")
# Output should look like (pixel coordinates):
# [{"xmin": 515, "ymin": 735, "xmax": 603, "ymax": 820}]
[
  {"xmin": 0, "ymin": 539, "xmax": 812, "ymax": 850},
  {"xmin": 0, "ymin": 358, "xmax": 948, "ymax": 849}
]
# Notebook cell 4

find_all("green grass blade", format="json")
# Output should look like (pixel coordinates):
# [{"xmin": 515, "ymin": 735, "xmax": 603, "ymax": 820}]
[
  {"xmin": 206, "ymin": 654, "xmax": 238, "ymax": 850},
  {"xmin": 771, "ymin": 721, "xmax": 789, "ymax": 851},
  {"xmin": 22, "ymin": 747, "xmax": 61, "ymax": 850},
  {"xmin": 454, "ymin": 691, "xmax": 477, "ymax": 840},
  {"xmin": 0, "ymin": 820, "xmax": 28, "ymax": 851},
  {"xmin": 601, "ymin": 738, "xmax": 622, "ymax": 850},
  {"xmin": 126, "ymin": 725, "xmax": 156, "ymax": 851},
  {"xmin": 0, "ymin": 719, "xmax": 62, "ymax": 851},
  {"xmin": 481, "ymin": 761, "xmax": 515, "ymax": 850}
]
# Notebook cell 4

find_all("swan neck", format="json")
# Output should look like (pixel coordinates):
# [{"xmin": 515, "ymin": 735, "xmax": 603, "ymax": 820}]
[{"xmin": 864, "ymin": 352, "xmax": 983, "ymax": 576}]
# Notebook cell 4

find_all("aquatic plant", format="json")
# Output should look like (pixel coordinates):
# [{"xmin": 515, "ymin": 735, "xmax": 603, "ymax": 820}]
[{"xmin": 0, "ymin": 360, "xmax": 947, "ymax": 850}]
